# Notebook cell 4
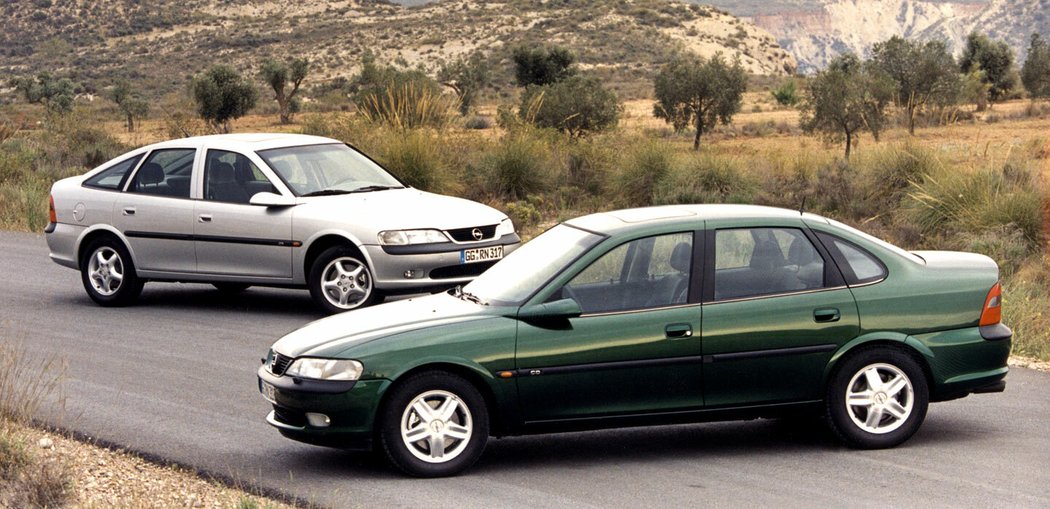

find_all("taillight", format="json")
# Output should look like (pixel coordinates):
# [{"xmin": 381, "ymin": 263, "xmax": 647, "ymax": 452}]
[
  {"xmin": 979, "ymin": 282, "xmax": 1002, "ymax": 326},
  {"xmin": 48, "ymin": 195, "xmax": 57, "ymax": 223}
]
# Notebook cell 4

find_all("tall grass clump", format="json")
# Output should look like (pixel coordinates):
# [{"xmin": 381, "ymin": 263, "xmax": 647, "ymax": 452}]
[
  {"xmin": 372, "ymin": 129, "xmax": 449, "ymax": 193},
  {"xmin": 856, "ymin": 143, "xmax": 939, "ymax": 215},
  {"xmin": 1005, "ymin": 256, "xmax": 1050, "ymax": 359},
  {"xmin": 482, "ymin": 133, "xmax": 551, "ymax": 200},
  {"xmin": 564, "ymin": 137, "xmax": 615, "ymax": 196},
  {"xmin": 611, "ymin": 139, "xmax": 675, "ymax": 207},
  {"xmin": 358, "ymin": 82, "xmax": 456, "ymax": 130},
  {"xmin": 0, "ymin": 342, "xmax": 66, "ymax": 425},
  {"xmin": 654, "ymin": 154, "xmax": 755, "ymax": 205}
]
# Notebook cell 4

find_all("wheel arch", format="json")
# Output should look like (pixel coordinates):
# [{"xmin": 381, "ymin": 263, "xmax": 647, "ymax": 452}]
[
  {"xmin": 823, "ymin": 333, "xmax": 935, "ymax": 392},
  {"xmin": 75, "ymin": 225, "xmax": 136, "ymax": 271},
  {"xmin": 376, "ymin": 361, "xmax": 507, "ymax": 437},
  {"xmin": 302, "ymin": 231, "xmax": 373, "ymax": 280}
]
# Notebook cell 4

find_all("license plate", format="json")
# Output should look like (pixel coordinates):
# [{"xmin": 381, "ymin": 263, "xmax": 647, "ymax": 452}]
[
  {"xmin": 260, "ymin": 381, "xmax": 277, "ymax": 404},
  {"xmin": 461, "ymin": 245, "xmax": 504, "ymax": 264}
]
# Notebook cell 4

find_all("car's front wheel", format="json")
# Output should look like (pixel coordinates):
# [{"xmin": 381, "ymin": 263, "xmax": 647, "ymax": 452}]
[
  {"xmin": 826, "ymin": 347, "xmax": 929, "ymax": 449},
  {"xmin": 80, "ymin": 237, "xmax": 143, "ymax": 307},
  {"xmin": 308, "ymin": 246, "xmax": 379, "ymax": 314},
  {"xmin": 378, "ymin": 371, "xmax": 489, "ymax": 477}
]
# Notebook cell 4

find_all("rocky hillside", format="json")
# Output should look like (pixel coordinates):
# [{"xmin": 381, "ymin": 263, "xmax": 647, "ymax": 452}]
[
  {"xmin": 0, "ymin": 0, "xmax": 796, "ymax": 100},
  {"xmin": 715, "ymin": 0, "xmax": 1049, "ymax": 72}
]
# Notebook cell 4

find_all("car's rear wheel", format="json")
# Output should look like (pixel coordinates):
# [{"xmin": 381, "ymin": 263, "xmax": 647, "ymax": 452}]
[
  {"xmin": 212, "ymin": 283, "xmax": 250, "ymax": 294},
  {"xmin": 308, "ymin": 246, "xmax": 379, "ymax": 314},
  {"xmin": 80, "ymin": 237, "xmax": 143, "ymax": 307},
  {"xmin": 826, "ymin": 347, "xmax": 929, "ymax": 449},
  {"xmin": 378, "ymin": 371, "xmax": 489, "ymax": 477}
]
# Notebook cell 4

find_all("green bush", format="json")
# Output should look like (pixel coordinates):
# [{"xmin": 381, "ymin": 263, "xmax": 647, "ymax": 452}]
[
  {"xmin": 771, "ymin": 79, "xmax": 799, "ymax": 106},
  {"xmin": 483, "ymin": 134, "xmax": 551, "ymax": 200},
  {"xmin": 373, "ymin": 130, "xmax": 448, "ymax": 193},
  {"xmin": 611, "ymin": 140, "xmax": 675, "ymax": 207},
  {"xmin": 654, "ymin": 154, "xmax": 754, "ymax": 204},
  {"xmin": 519, "ymin": 75, "xmax": 621, "ymax": 137}
]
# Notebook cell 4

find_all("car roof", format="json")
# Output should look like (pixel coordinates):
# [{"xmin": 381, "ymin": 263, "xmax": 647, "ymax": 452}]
[
  {"xmin": 566, "ymin": 204, "xmax": 827, "ymax": 234},
  {"xmin": 143, "ymin": 133, "xmax": 340, "ymax": 152}
]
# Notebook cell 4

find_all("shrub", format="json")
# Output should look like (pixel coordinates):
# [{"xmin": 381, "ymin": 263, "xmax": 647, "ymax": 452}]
[
  {"xmin": 611, "ymin": 140, "xmax": 675, "ymax": 206},
  {"xmin": 373, "ymin": 129, "xmax": 448, "ymax": 192},
  {"xmin": 654, "ymin": 154, "xmax": 754, "ymax": 204},
  {"xmin": 771, "ymin": 79, "xmax": 799, "ymax": 106},
  {"xmin": 464, "ymin": 116, "xmax": 491, "ymax": 130},
  {"xmin": 483, "ymin": 134, "xmax": 550, "ymax": 199},
  {"xmin": 519, "ymin": 75, "xmax": 621, "ymax": 137},
  {"xmin": 358, "ymin": 81, "xmax": 455, "ymax": 130},
  {"xmin": 505, "ymin": 199, "xmax": 542, "ymax": 231}
]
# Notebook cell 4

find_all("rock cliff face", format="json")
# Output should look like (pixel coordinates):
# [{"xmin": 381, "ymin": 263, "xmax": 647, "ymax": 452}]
[{"xmin": 737, "ymin": 0, "xmax": 1048, "ymax": 72}]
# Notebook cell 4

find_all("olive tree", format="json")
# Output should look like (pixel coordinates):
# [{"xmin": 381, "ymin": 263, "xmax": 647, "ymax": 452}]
[
  {"xmin": 512, "ymin": 45, "xmax": 576, "ymax": 87},
  {"xmin": 108, "ymin": 80, "xmax": 149, "ymax": 132},
  {"xmin": 800, "ymin": 53, "xmax": 894, "ymax": 161},
  {"xmin": 519, "ymin": 75, "xmax": 620, "ymax": 137},
  {"xmin": 192, "ymin": 65, "xmax": 258, "ymax": 133},
  {"xmin": 959, "ymin": 32, "xmax": 1019, "ymax": 102},
  {"xmin": 652, "ymin": 52, "xmax": 747, "ymax": 151},
  {"xmin": 1022, "ymin": 33, "xmax": 1050, "ymax": 101},
  {"xmin": 871, "ymin": 36, "xmax": 961, "ymax": 135},
  {"xmin": 260, "ymin": 57, "xmax": 309, "ymax": 124},
  {"xmin": 10, "ymin": 72, "xmax": 75, "ymax": 116},
  {"xmin": 438, "ymin": 52, "xmax": 491, "ymax": 115}
]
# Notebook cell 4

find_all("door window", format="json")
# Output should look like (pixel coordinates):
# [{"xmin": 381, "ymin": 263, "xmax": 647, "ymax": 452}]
[
  {"xmin": 816, "ymin": 232, "xmax": 887, "ymax": 285},
  {"xmin": 560, "ymin": 232, "xmax": 693, "ymax": 314},
  {"xmin": 204, "ymin": 150, "xmax": 277, "ymax": 204},
  {"xmin": 714, "ymin": 228, "xmax": 825, "ymax": 300},
  {"xmin": 127, "ymin": 149, "xmax": 195, "ymax": 198}
]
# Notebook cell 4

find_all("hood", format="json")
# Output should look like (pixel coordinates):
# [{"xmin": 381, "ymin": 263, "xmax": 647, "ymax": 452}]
[
  {"xmin": 272, "ymin": 292, "xmax": 490, "ymax": 357},
  {"xmin": 296, "ymin": 188, "xmax": 506, "ymax": 231}
]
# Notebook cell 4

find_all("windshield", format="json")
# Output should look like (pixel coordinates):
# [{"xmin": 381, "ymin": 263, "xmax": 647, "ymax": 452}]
[
  {"xmin": 256, "ymin": 143, "xmax": 404, "ymax": 196},
  {"xmin": 464, "ymin": 224, "xmax": 604, "ymax": 306}
]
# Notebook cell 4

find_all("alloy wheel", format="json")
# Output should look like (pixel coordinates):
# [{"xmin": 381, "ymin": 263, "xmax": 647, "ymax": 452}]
[
  {"xmin": 400, "ymin": 390, "xmax": 474, "ymax": 464},
  {"xmin": 845, "ymin": 363, "xmax": 914, "ymax": 434},
  {"xmin": 87, "ymin": 246, "xmax": 124, "ymax": 296},
  {"xmin": 320, "ymin": 257, "xmax": 372, "ymax": 309}
]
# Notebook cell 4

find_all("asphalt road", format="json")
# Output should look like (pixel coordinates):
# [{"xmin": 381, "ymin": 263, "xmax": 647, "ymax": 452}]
[{"xmin": 2, "ymin": 230, "xmax": 1048, "ymax": 508}]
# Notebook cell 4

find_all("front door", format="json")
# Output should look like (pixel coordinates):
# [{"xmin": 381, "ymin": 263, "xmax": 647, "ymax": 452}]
[
  {"xmin": 701, "ymin": 226, "xmax": 860, "ymax": 407},
  {"xmin": 516, "ymin": 232, "xmax": 705, "ymax": 422},
  {"xmin": 113, "ymin": 148, "xmax": 197, "ymax": 274},
  {"xmin": 194, "ymin": 149, "xmax": 293, "ymax": 278}
]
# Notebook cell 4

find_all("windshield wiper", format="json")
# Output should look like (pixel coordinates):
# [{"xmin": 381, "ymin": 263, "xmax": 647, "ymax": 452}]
[
  {"xmin": 348, "ymin": 185, "xmax": 402, "ymax": 193},
  {"xmin": 449, "ymin": 285, "xmax": 487, "ymax": 306},
  {"xmin": 301, "ymin": 188, "xmax": 352, "ymax": 197}
]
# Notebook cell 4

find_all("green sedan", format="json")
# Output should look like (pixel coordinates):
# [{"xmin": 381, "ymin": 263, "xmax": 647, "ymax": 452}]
[{"xmin": 258, "ymin": 205, "xmax": 1011, "ymax": 477}]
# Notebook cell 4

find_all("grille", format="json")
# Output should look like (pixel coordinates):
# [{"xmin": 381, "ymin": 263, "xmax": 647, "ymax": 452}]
[
  {"xmin": 446, "ymin": 224, "xmax": 497, "ymax": 243},
  {"xmin": 271, "ymin": 352, "xmax": 293, "ymax": 375},
  {"xmin": 430, "ymin": 260, "xmax": 497, "ymax": 280}
]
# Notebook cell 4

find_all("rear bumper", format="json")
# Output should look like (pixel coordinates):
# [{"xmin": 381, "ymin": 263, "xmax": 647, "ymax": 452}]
[
  {"xmin": 45, "ymin": 222, "xmax": 82, "ymax": 270},
  {"xmin": 911, "ymin": 325, "xmax": 1012, "ymax": 402}
]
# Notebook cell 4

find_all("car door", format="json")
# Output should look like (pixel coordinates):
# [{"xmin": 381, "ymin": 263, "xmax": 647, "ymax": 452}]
[
  {"xmin": 700, "ymin": 222, "xmax": 860, "ymax": 407},
  {"xmin": 112, "ymin": 147, "xmax": 198, "ymax": 273},
  {"xmin": 515, "ymin": 231, "xmax": 705, "ymax": 422},
  {"xmin": 194, "ymin": 149, "xmax": 294, "ymax": 278}
]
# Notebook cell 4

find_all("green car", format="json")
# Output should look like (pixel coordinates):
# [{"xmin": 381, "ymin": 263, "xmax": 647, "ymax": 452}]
[{"xmin": 258, "ymin": 205, "xmax": 1010, "ymax": 477}]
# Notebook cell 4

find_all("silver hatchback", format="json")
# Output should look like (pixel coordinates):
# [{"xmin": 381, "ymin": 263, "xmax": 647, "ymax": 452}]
[{"xmin": 45, "ymin": 133, "xmax": 519, "ymax": 313}]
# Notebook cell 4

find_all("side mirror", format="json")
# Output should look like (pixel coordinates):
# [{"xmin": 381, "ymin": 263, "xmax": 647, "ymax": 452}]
[
  {"xmin": 249, "ymin": 192, "xmax": 296, "ymax": 207},
  {"xmin": 517, "ymin": 298, "xmax": 583, "ymax": 321}
]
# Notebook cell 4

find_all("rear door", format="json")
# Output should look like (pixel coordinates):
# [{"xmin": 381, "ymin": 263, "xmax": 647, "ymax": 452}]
[
  {"xmin": 113, "ymin": 147, "xmax": 198, "ymax": 274},
  {"xmin": 700, "ymin": 221, "xmax": 860, "ymax": 407}
]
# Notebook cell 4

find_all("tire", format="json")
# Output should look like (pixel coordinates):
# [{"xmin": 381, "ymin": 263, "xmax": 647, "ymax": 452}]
[
  {"xmin": 79, "ymin": 236, "xmax": 144, "ymax": 307},
  {"xmin": 378, "ymin": 371, "xmax": 489, "ymax": 477},
  {"xmin": 307, "ymin": 246, "xmax": 379, "ymax": 314},
  {"xmin": 212, "ymin": 283, "xmax": 250, "ymax": 294},
  {"xmin": 825, "ymin": 347, "xmax": 929, "ymax": 449}
]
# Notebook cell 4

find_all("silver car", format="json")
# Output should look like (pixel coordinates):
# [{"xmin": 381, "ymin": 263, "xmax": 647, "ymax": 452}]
[{"xmin": 45, "ymin": 133, "xmax": 519, "ymax": 313}]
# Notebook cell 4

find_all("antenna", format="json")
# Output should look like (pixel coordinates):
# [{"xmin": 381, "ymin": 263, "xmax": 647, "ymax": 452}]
[{"xmin": 799, "ymin": 196, "xmax": 807, "ymax": 215}]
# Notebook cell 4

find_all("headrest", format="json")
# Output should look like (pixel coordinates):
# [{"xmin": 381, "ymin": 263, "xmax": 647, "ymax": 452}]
[
  {"xmin": 750, "ymin": 239, "xmax": 785, "ymax": 271},
  {"xmin": 234, "ymin": 164, "xmax": 254, "ymax": 184},
  {"xmin": 788, "ymin": 237, "xmax": 817, "ymax": 265},
  {"xmin": 138, "ymin": 163, "xmax": 164, "ymax": 185},
  {"xmin": 670, "ymin": 242, "xmax": 691, "ymax": 272},
  {"xmin": 211, "ymin": 162, "xmax": 235, "ymax": 183}
]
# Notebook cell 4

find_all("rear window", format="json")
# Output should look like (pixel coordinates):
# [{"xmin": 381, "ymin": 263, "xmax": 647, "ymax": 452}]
[
  {"xmin": 83, "ymin": 154, "xmax": 144, "ymax": 190},
  {"xmin": 816, "ymin": 232, "xmax": 887, "ymax": 285}
]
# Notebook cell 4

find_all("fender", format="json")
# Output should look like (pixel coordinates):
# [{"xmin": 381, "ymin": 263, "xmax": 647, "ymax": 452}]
[
  {"xmin": 822, "ymin": 331, "xmax": 932, "ymax": 384},
  {"xmin": 75, "ymin": 224, "xmax": 137, "ymax": 270},
  {"xmin": 296, "ymin": 228, "xmax": 374, "ymax": 283}
]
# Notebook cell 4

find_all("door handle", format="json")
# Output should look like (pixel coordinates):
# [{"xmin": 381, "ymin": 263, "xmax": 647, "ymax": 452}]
[
  {"xmin": 121, "ymin": 207, "xmax": 136, "ymax": 216},
  {"xmin": 814, "ymin": 308, "xmax": 840, "ymax": 323},
  {"xmin": 198, "ymin": 214, "xmax": 213, "ymax": 223},
  {"xmin": 665, "ymin": 323, "xmax": 693, "ymax": 339}
]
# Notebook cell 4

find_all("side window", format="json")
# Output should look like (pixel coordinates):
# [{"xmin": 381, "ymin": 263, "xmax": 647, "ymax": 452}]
[
  {"xmin": 714, "ymin": 227, "xmax": 825, "ymax": 300},
  {"xmin": 817, "ymin": 232, "xmax": 887, "ymax": 285},
  {"xmin": 83, "ymin": 154, "xmax": 144, "ymax": 190},
  {"xmin": 127, "ymin": 149, "xmax": 195, "ymax": 198},
  {"xmin": 205, "ymin": 150, "xmax": 277, "ymax": 204},
  {"xmin": 561, "ymin": 232, "xmax": 693, "ymax": 314}
]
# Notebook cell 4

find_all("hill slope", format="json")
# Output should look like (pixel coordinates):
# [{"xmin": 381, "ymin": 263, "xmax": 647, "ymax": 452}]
[{"xmin": 0, "ymin": 0, "xmax": 796, "ymax": 100}]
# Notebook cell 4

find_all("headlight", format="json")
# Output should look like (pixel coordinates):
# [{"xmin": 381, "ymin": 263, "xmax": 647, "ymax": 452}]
[
  {"xmin": 378, "ymin": 229, "xmax": 448, "ymax": 245},
  {"xmin": 495, "ymin": 218, "xmax": 515, "ymax": 237},
  {"xmin": 286, "ymin": 358, "xmax": 363, "ymax": 381}
]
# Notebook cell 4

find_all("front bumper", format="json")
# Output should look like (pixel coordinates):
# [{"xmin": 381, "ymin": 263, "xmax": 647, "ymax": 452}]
[
  {"xmin": 365, "ymin": 233, "xmax": 520, "ymax": 290},
  {"xmin": 257, "ymin": 365, "xmax": 390, "ymax": 450}
]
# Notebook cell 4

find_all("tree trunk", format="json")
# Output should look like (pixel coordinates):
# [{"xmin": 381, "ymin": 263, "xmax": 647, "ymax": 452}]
[
  {"xmin": 844, "ymin": 131, "xmax": 852, "ymax": 161},
  {"xmin": 126, "ymin": 112, "xmax": 134, "ymax": 133},
  {"xmin": 693, "ymin": 118, "xmax": 703, "ymax": 151},
  {"xmin": 907, "ymin": 104, "xmax": 915, "ymax": 136},
  {"xmin": 277, "ymin": 96, "xmax": 290, "ymax": 124}
]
